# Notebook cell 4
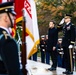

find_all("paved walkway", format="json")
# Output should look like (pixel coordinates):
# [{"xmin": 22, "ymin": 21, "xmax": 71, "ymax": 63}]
[
  {"xmin": 27, "ymin": 59, "xmax": 76, "ymax": 75},
  {"xmin": 1, "ymin": 57, "xmax": 76, "ymax": 75}
]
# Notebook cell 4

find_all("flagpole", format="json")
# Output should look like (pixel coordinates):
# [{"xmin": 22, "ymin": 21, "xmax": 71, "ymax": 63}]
[{"xmin": 21, "ymin": 9, "xmax": 27, "ymax": 75}]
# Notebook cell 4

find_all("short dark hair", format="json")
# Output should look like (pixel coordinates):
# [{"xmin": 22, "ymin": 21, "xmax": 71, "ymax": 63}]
[{"xmin": 50, "ymin": 20, "xmax": 56, "ymax": 25}]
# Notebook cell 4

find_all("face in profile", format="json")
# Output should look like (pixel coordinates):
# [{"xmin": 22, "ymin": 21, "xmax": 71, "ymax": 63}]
[{"xmin": 9, "ymin": 13, "xmax": 16, "ymax": 27}]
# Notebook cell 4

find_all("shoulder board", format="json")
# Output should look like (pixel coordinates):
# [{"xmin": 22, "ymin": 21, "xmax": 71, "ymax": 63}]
[{"xmin": 2, "ymin": 31, "xmax": 10, "ymax": 39}]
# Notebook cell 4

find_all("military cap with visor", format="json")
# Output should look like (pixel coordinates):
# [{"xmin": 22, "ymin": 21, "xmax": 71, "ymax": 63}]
[
  {"xmin": 0, "ymin": 1, "xmax": 16, "ymax": 28},
  {"xmin": 0, "ymin": 1, "xmax": 16, "ymax": 15},
  {"xmin": 64, "ymin": 14, "xmax": 72, "ymax": 19}
]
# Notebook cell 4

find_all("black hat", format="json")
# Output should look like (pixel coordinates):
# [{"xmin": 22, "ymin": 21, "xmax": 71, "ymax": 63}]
[
  {"xmin": 64, "ymin": 14, "xmax": 72, "ymax": 19},
  {"xmin": 0, "ymin": 1, "xmax": 16, "ymax": 15}
]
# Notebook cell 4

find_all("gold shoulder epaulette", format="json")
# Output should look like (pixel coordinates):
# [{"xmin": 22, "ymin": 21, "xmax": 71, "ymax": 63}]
[{"xmin": 2, "ymin": 31, "xmax": 9, "ymax": 39}]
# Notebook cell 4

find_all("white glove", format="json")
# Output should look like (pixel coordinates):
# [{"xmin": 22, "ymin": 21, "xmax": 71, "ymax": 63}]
[
  {"xmin": 59, "ymin": 18, "xmax": 64, "ymax": 25},
  {"xmin": 69, "ymin": 45, "xmax": 73, "ymax": 49},
  {"xmin": 43, "ymin": 49, "xmax": 45, "ymax": 51}
]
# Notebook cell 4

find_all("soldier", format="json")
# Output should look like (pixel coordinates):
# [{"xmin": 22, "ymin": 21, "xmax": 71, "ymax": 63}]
[
  {"xmin": 57, "ymin": 38, "xmax": 64, "ymax": 67},
  {"xmin": 40, "ymin": 35, "xmax": 46, "ymax": 63},
  {"xmin": 0, "ymin": 1, "xmax": 22, "ymax": 75},
  {"xmin": 45, "ymin": 35, "xmax": 50, "ymax": 64},
  {"xmin": 47, "ymin": 20, "xmax": 58, "ymax": 71},
  {"xmin": 57, "ymin": 14, "xmax": 75, "ymax": 74}
]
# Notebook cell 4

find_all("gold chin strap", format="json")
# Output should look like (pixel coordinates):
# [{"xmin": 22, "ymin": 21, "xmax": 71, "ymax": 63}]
[
  {"xmin": 0, "ymin": 6, "xmax": 13, "ymax": 11},
  {"xmin": 7, "ymin": 12, "xmax": 13, "ymax": 28}
]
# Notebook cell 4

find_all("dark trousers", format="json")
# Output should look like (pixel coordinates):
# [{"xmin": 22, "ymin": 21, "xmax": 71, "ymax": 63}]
[
  {"xmin": 33, "ymin": 52, "xmax": 37, "ymax": 61},
  {"xmin": 41, "ymin": 51, "xmax": 45, "ymax": 63},
  {"xmin": 57, "ymin": 54, "xmax": 66, "ymax": 68},
  {"xmin": 46, "ymin": 50, "xmax": 57, "ymax": 68},
  {"xmin": 62, "ymin": 55, "xmax": 66, "ymax": 68},
  {"xmin": 29, "ymin": 52, "xmax": 37, "ymax": 61},
  {"xmin": 46, "ymin": 51, "xmax": 50, "ymax": 64},
  {"xmin": 57, "ymin": 54, "xmax": 63, "ymax": 67},
  {"xmin": 50, "ymin": 50, "xmax": 58, "ymax": 68},
  {"xmin": 63, "ymin": 47, "xmax": 73, "ymax": 72}
]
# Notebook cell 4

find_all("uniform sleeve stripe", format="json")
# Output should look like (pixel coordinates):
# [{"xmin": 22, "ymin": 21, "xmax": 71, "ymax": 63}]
[
  {"xmin": 71, "ymin": 41, "xmax": 75, "ymax": 44},
  {"xmin": 57, "ymin": 26, "xmax": 60, "ymax": 27}
]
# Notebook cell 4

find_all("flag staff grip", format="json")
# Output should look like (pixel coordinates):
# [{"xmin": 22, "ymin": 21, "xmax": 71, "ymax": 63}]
[{"xmin": 21, "ymin": 9, "xmax": 27, "ymax": 75}]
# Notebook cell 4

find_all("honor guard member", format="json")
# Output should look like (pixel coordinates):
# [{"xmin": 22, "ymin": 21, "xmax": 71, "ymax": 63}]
[
  {"xmin": 57, "ymin": 38, "xmax": 64, "ymax": 67},
  {"xmin": 0, "ymin": 1, "xmax": 22, "ymax": 75},
  {"xmin": 45, "ymin": 35, "xmax": 50, "ymax": 65},
  {"xmin": 57, "ymin": 14, "xmax": 75, "ymax": 74},
  {"xmin": 40, "ymin": 35, "xmax": 46, "ymax": 63}
]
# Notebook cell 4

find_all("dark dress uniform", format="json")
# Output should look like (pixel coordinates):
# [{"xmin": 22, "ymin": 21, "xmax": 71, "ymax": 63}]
[
  {"xmin": 0, "ymin": 59, "xmax": 7, "ymax": 74},
  {"xmin": 57, "ymin": 42, "xmax": 64, "ymax": 67},
  {"xmin": 57, "ymin": 22, "xmax": 75, "ymax": 73},
  {"xmin": 0, "ymin": 28, "xmax": 21, "ymax": 75},
  {"xmin": 0, "ymin": 1, "xmax": 22, "ymax": 75},
  {"xmin": 47, "ymin": 27, "xmax": 58, "ymax": 68},
  {"xmin": 40, "ymin": 37, "xmax": 46, "ymax": 63},
  {"xmin": 45, "ymin": 37, "xmax": 50, "ymax": 64}
]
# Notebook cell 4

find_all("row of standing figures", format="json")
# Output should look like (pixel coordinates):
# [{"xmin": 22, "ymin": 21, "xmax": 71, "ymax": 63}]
[{"xmin": 30, "ymin": 36, "xmax": 76, "ymax": 71}]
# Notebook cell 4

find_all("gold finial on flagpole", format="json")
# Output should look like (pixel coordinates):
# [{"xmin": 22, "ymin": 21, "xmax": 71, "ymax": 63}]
[{"xmin": 34, "ymin": 0, "xmax": 37, "ymax": 3}]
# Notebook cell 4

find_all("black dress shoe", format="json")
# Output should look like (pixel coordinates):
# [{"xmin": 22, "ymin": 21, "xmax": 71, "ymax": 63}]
[
  {"xmin": 63, "ymin": 71, "xmax": 73, "ymax": 74},
  {"xmin": 48, "ymin": 67, "xmax": 56, "ymax": 71},
  {"xmin": 63, "ymin": 71, "xmax": 68, "ymax": 74},
  {"xmin": 0, "ymin": 70, "xmax": 7, "ymax": 74},
  {"xmin": 0, "ymin": 72, "xmax": 7, "ymax": 74}
]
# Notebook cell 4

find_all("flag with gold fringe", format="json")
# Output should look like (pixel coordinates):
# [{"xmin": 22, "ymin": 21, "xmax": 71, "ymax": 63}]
[{"xmin": 24, "ymin": 0, "xmax": 40, "ymax": 58}]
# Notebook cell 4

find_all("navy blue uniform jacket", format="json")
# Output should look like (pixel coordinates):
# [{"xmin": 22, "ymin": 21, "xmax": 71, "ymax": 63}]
[
  {"xmin": 57, "ymin": 23, "xmax": 75, "ymax": 47},
  {"xmin": 0, "ymin": 28, "xmax": 21, "ymax": 75}
]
